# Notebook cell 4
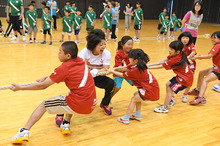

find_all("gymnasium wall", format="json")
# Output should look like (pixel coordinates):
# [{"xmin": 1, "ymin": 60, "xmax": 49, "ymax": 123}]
[{"xmin": 0, "ymin": 0, "xmax": 219, "ymax": 23}]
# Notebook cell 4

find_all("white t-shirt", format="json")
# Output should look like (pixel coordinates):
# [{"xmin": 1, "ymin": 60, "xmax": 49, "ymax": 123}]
[{"xmin": 79, "ymin": 47, "xmax": 111, "ymax": 70}]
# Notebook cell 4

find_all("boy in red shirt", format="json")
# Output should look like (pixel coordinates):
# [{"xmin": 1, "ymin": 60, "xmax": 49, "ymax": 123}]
[
  {"xmin": 188, "ymin": 31, "xmax": 220, "ymax": 104},
  {"xmin": 10, "ymin": 41, "xmax": 97, "ymax": 144}
]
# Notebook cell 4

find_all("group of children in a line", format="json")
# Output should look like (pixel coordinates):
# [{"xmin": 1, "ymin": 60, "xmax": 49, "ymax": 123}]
[{"xmin": 10, "ymin": 29, "xmax": 220, "ymax": 143}]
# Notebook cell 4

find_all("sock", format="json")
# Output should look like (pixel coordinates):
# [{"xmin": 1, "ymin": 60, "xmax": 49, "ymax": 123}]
[
  {"xmin": 15, "ymin": 35, "xmax": 17, "ymax": 37},
  {"xmin": 57, "ymin": 114, "xmax": 64, "ymax": 117},
  {"xmin": 123, "ymin": 114, "xmax": 130, "ymax": 120},
  {"xmin": 182, "ymin": 93, "xmax": 187, "ymax": 98},
  {"xmin": 135, "ymin": 111, "xmax": 141, "ymax": 116},
  {"xmin": 62, "ymin": 119, "xmax": 70, "ymax": 125},
  {"xmin": 172, "ymin": 96, "xmax": 174, "ymax": 99},
  {"xmin": 34, "ymin": 38, "xmax": 36, "ymax": 40},
  {"xmin": 30, "ymin": 38, "xmax": 32, "ymax": 40},
  {"xmin": 20, "ymin": 127, "xmax": 28, "ymax": 132}
]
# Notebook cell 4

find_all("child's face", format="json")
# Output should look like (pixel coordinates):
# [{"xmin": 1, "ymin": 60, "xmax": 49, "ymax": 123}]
[
  {"xmin": 93, "ymin": 40, "xmax": 106, "ymax": 55},
  {"xmin": 211, "ymin": 35, "xmax": 220, "ymax": 45},
  {"xmin": 181, "ymin": 36, "xmax": 190, "ymax": 46},
  {"xmin": 42, "ymin": 4, "xmax": 46, "ymax": 7},
  {"xmin": 76, "ymin": 11, "xmax": 81, "ymax": 16},
  {"xmin": 106, "ymin": 7, "xmax": 110, "ymax": 12},
  {"xmin": 169, "ymin": 48, "xmax": 180, "ymax": 56},
  {"xmin": 172, "ymin": 13, "xmax": 176, "ymax": 17},
  {"xmin": 163, "ymin": 9, "xmax": 167, "ymax": 13},
  {"xmin": 29, "ymin": 5, "xmax": 34, "ymax": 11},
  {"xmin": 194, "ymin": 3, "xmax": 201, "ymax": 12},
  {"xmin": 58, "ymin": 47, "xmax": 71, "ymax": 62},
  {"xmin": 129, "ymin": 58, "xmax": 137, "ymax": 65},
  {"xmin": 65, "ymin": 11, "xmax": 70, "ymax": 17},
  {"xmin": 136, "ymin": 4, "xmax": 140, "ymax": 8},
  {"xmin": 165, "ymin": 16, "xmax": 169, "ymax": 20},
  {"xmin": 45, "ymin": 8, "xmax": 49, "ymax": 13},
  {"xmin": 123, "ymin": 40, "xmax": 133, "ymax": 54},
  {"xmin": 66, "ymin": 2, "xmax": 70, "ymax": 6},
  {"xmin": 88, "ymin": 6, "xmax": 92, "ymax": 11},
  {"xmin": 72, "ymin": 3, "xmax": 75, "ymax": 7}
]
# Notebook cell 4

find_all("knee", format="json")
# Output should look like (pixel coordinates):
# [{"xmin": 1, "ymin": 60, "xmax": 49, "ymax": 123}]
[{"xmin": 166, "ymin": 81, "xmax": 171, "ymax": 87}]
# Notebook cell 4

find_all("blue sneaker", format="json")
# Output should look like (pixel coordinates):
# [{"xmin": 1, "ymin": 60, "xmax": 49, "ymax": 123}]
[
  {"xmin": 49, "ymin": 41, "xmax": 52, "ymax": 45},
  {"xmin": 41, "ymin": 41, "xmax": 46, "ymax": 44}
]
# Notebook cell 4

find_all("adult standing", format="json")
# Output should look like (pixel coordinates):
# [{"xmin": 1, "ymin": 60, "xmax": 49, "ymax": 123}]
[
  {"xmin": 123, "ymin": 3, "xmax": 133, "ymax": 30},
  {"xmin": 46, "ymin": 0, "xmax": 58, "ymax": 30},
  {"xmin": 181, "ymin": 1, "xmax": 203, "ymax": 45},
  {"xmin": 7, "ymin": 0, "xmax": 26, "ymax": 41}
]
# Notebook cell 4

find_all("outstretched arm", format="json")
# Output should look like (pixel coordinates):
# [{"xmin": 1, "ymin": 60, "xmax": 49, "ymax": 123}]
[{"xmin": 192, "ymin": 54, "xmax": 213, "ymax": 60}]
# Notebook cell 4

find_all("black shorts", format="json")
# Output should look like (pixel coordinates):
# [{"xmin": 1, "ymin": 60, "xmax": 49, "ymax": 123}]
[
  {"xmin": 157, "ymin": 24, "xmax": 162, "ymax": 30},
  {"xmin": 160, "ymin": 31, "xmax": 167, "ymax": 35},
  {"xmin": 10, "ymin": 16, "xmax": 23, "ymax": 31},
  {"xmin": 170, "ymin": 28, "xmax": 174, "ymax": 31},
  {"xmin": 212, "ymin": 70, "xmax": 220, "ymax": 80},
  {"xmin": 43, "ymin": 29, "xmax": 51, "ymax": 35},
  {"xmin": 134, "ymin": 24, "xmax": 141, "ymax": 30},
  {"xmin": 86, "ymin": 28, "xmax": 94, "ymax": 32},
  {"xmin": 169, "ymin": 77, "xmax": 187, "ymax": 94}
]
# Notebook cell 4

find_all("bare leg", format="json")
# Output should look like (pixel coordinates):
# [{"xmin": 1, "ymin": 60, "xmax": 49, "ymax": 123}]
[
  {"xmin": 68, "ymin": 35, "xmax": 71, "ymax": 41},
  {"xmin": 199, "ymin": 73, "xmax": 217, "ymax": 97},
  {"xmin": 184, "ymin": 87, "xmax": 191, "ymax": 94},
  {"xmin": 64, "ymin": 114, "xmax": 73, "ymax": 122},
  {"xmin": 164, "ymin": 81, "xmax": 172, "ymax": 107},
  {"xmin": 19, "ymin": 29, "xmax": 25, "ymax": 35},
  {"xmin": 29, "ymin": 33, "xmax": 32, "ymax": 40},
  {"xmin": 34, "ymin": 32, "xmax": 37, "ymax": 39},
  {"xmin": 137, "ymin": 30, "xmax": 141, "ymax": 38},
  {"xmin": 125, "ymin": 92, "xmax": 142, "ymax": 116},
  {"xmin": 111, "ymin": 88, "xmax": 120, "ymax": 98},
  {"xmin": 43, "ymin": 34, "xmax": 46, "ymax": 41},
  {"xmin": 50, "ymin": 34, "xmax": 52, "ymax": 42},
  {"xmin": 24, "ymin": 102, "xmax": 46, "ymax": 130},
  {"xmin": 61, "ymin": 34, "xmax": 64, "ymax": 40},
  {"xmin": 196, "ymin": 68, "xmax": 213, "ymax": 90},
  {"xmin": 75, "ymin": 34, "xmax": 79, "ymax": 42}
]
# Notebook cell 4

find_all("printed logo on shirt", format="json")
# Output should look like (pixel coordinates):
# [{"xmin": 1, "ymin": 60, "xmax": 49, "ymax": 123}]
[
  {"xmin": 53, "ymin": 71, "xmax": 56, "ymax": 75},
  {"xmin": 16, "ymin": 1, "xmax": 18, "ymax": 3},
  {"xmin": 108, "ymin": 14, "xmax": 110, "ymax": 16},
  {"xmin": 165, "ymin": 61, "xmax": 168, "ymax": 65}
]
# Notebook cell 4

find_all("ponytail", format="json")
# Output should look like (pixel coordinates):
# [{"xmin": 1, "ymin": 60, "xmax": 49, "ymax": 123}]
[{"xmin": 117, "ymin": 41, "xmax": 123, "ymax": 50}]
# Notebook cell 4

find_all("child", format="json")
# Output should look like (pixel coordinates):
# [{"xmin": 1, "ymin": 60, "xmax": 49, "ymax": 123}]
[
  {"xmin": 60, "ymin": 10, "xmax": 73, "ymax": 42},
  {"xmin": 123, "ymin": 3, "xmax": 133, "ymax": 31},
  {"xmin": 175, "ymin": 18, "xmax": 183, "ymax": 34},
  {"xmin": 85, "ymin": 5, "xmax": 96, "ymax": 33},
  {"xmin": 110, "ymin": 1, "xmax": 119, "ymax": 40},
  {"xmin": 158, "ymin": 14, "xmax": 169, "ymax": 41},
  {"xmin": 212, "ymin": 81, "xmax": 220, "ymax": 92},
  {"xmin": 102, "ymin": 5, "xmax": 112, "ymax": 41},
  {"xmin": 70, "ymin": 1, "xmax": 78, "ymax": 19},
  {"xmin": 178, "ymin": 32, "xmax": 196, "ymax": 102},
  {"xmin": 31, "ymin": 1, "xmax": 37, "ymax": 12},
  {"xmin": 111, "ymin": 36, "xmax": 134, "ymax": 107},
  {"xmin": 108, "ymin": 49, "xmax": 160, "ymax": 124},
  {"xmin": 132, "ymin": 1, "xmax": 143, "ymax": 42},
  {"xmin": 74, "ymin": 10, "xmax": 83, "ymax": 43},
  {"xmin": 41, "ymin": 6, "xmax": 54, "ymax": 45},
  {"xmin": 149, "ymin": 41, "xmax": 193, "ymax": 113},
  {"xmin": 115, "ymin": 1, "xmax": 120, "ymax": 31},
  {"xmin": 0, "ymin": 20, "xmax": 5, "ymax": 35},
  {"xmin": 64, "ymin": 0, "xmax": 71, "ymax": 12},
  {"xmin": 157, "ymin": 8, "xmax": 167, "ymax": 38},
  {"xmin": 188, "ymin": 31, "xmax": 220, "ymax": 104},
  {"xmin": 25, "ymin": 3, "xmax": 38, "ymax": 43},
  {"xmin": 10, "ymin": 41, "xmax": 97, "ymax": 144},
  {"xmin": 40, "ymin": 1, "xmax": 46, "ymax": 32},
  {"xmin": 170, "ymin": 11, "xmax": 177, "ymax": 39}
]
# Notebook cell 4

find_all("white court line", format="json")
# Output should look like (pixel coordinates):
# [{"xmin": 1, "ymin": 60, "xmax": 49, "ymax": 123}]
[{"xmin": 0, "ymin": 34, "xmax": 210, "ymax": 45}]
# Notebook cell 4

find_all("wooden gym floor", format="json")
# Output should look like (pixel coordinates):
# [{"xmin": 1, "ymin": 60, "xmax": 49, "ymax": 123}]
[{"xmin": 0, "ymin": 18, "xmax": 219, "ymax": 146}]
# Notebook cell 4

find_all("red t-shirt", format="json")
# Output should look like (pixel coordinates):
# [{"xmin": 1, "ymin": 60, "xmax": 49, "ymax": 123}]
[
  {"xmin": 50, "ymin": 57, "xmax": 97, "ymax": 114},
  {"xmin": 123, "ymin": 65, "xmax": 160, "ymax": 101},
  {"xmin": 183, "ymin": 43, "xmax": 196, "ymax": 71},
  {"xmin": 209, "ymin": 43, "xmax": 220, "ymax": 73},
  {"xmin": 162, "ymin": 53, "xmax": 194, "ymax": 87},
  {"xmin": 113, "ymin": 49, "xmax": 130, "ymax": 77}
]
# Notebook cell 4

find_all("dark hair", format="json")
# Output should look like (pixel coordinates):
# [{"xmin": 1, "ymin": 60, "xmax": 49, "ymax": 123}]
[
  {"xmin": 192, "ymin": 1, "xmax": 203, "ymax": 15},
  {"xmin": 117, "ymin": 36, "xmax": 133, "ymax": 50},
  {"xmin": 111, "ymin": 1, "xmax": 116, "ymax": 7},
  {"xmin": 28, "ymin": 3, "xmax": 34, "ymax": 7},
  {"xmin": 65, "ymin": 10, "xmax": 70, "ymax": 13},
  {"xmin": 62, "ymin": 41, "xmax": 78, "ymax": 59},
  {"xmin": 41, "ymin": 1, "xmax": 46, "ymax": 6},
  {"xmin": 86, "ymin": 29, "xmax": 105, "ymax": 51},
  {"xmin": 211, "ymin": 31, "xmax": 220, "ymax": 39},
  {"xmin": 165, "ymin": 14, "xmax": 169, "ymax": 17},
  {"xmin": 31, "ymin": 1, "xmax": 35, "ymax": 4},
  {"xmin": 127, "ymin": 3, "xmax": 131, "ymax": 8},
  {"xmin": 77, "ymin": 9, "xmax": 82, "ymax": 13},
  {"xmin": 136, "ymin": 1, "xmax": 141, "ymax": 5},
  {"xmin": 105, "ymin": 5, "xmax": 110, "ymax": 8},
  {"xmin": 172, "ymin": 11, "xmax": 176, "ymax": 14},
  {"xmin": 71, "ymin": 1, "xmax": 75, "ymax": 4},
  {"xmin": 45, "ymin": 6, "xmax": 50, "ymax": 10},
  {"xmin": 128, "ymin": 49, "xmax": 150, "ymax": 73},
  {"xmin": 178, "ymin": 32, "xmax": 193, "ymax": 46},
  {"xmin": 66, "ymin": 0, "xmax": 70, "ymax": 3},
  {"xmin": 169, "ymin": 41, "xmax": 189, "ymax": 68},
  {"xmin": 88, "ymin": 4, "xmax": 94, "ymax": 9}
]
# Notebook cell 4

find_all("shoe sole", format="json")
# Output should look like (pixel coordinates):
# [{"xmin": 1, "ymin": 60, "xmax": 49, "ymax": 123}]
[
  {"xmin": 212, "ymin": 87, "xmax": 220, "ymax": 92},
  {"xmin": 12, "ymin": 136, "xmax": 29, "ymax": 144},
  {"xmin": 154, "ymin": 110, "xmax": 168, "ymax": 113},
  {"xmin": 100, "ymin": 107, "xmax": 112, "ymax": 115},
  {"xmin": 130, "ymin": 117, "xmax": 142, "ymax": 121},
  {"xmin": 190, "ymin": 101, "xmax": 207, "ymax": 105},
  {"xmin": 118, "ymin": 119, "xmax": 129, "ymax": 124},
  {"xmin": 60, "ymin": 129, "xmax": 71, "ymax": 135}
]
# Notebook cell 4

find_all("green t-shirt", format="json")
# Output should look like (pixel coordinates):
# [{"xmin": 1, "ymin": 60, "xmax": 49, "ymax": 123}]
[
  {"xmin": 134, "ymin": 8, "xmax": 143, "ymax": 25},
  {"xmin": 170, "ymin": 16, "xmax": 177, "ymax": 28},
  {"xmin": 175, "ymin": 19, "xmax": 182, "ymax": 28},
  {"xmin": 7, "ymin": 0, "xmax": 23, "ymax": 16},
  {"xmin": 41, "ymin": 13, "xmax": 53, "ymax": 30},
  {"xmin": 25, "ymin": 10, "xmax": 38, "ymax": 27},
  {"xmin": 158, "ymin": 12, "xmax": 166, "ymax": 24},
  {"xmin": 103, "ymin": 11, "xmax": 112, "ymax": 29},
  {"xmin": 42, "ymin": 7, "xmax": 45, "ymax": 15},
  {"xmin": 23, "ymin": 21, "xmax": 28, "ymax": 29},
  {"xmin": 161, "ymin": 19, "xmax": 169, "ymax": 32},
  {"xmin": 85, "ymin": 11, "xmax": 96, "ymax": 29},
  {"xmin": 69, "ymin": 6, "xmax": 77, "ymax": 19},
  {"xmin": 74, "ymin": 15, "xmax": 83, "ymax": 30},
  {"xmin": 62, "ymin": 16, "xmax": 73, "ymax": 33},
  {"xmin": 64, "ymin": 5, "xmax": 71, "ymax": 11},
  {"xmin": 34, "ymin": 7, "xmax": 37, "ymax": 12}
]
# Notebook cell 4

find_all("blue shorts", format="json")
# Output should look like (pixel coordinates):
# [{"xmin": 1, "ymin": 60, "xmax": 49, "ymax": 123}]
[
  {"xmin": 113, "ymin": 77, "xmax": 133, "ymax": 88},
  {"xmin": 169, "ymin": 77, "xmax": 187, "ymax": 94},
  {"xmin": 74, "ymin": 29, "xmax": 80, "ymax": 35},
  {"xmin": 175, "ymin": 26, "xmax": 183, "ymax": 32}
]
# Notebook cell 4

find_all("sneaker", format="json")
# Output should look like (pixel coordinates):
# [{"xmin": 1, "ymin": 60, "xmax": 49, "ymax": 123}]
[
  {"xmin": 55, "ymin": 115, "xmax": 64, "ymax": 127},
  {"xmin": 154, "ymin": 105, "xmax": 168, "ymax": 113},
  {"xmin": 163, "ymin": 37, "xmax": 166, "ymax": 41},
  {"xmin": 189, "ymin": 97, "xmax": 207, "ymax": 105},
  {"xmin": 23, "ymin": 36, "xmax": 26, "ymax": 41},
  {"xmin": 188, "ymin": 88, "xmax": 199, "ymax": 96},
  {"xmin": 212, "ymin": 85, "xmax": 220, "ymax": 92},
  {"xmin": 168, "ymin": 98, "xmax": 176, "ymax": 106},
  {"xmin": 182, "ymin": 95, "xmax": 188, "ymax": 103},
  {"xmin": 109, "ymin": 102, "xmax": 113, "ymax": 109},
  {"xmin": 59, "ymin": 39, "xmax": 63, "ymax": 42},
  {"xmin": 11, "ymin": 36, "xmax": 18, "ymax": 41},
  {"xmin": 100, "ymin": 104, "xmax": 112, "ymax": 115},
  {"xmin": 11, "ymin": 128, "xmax": 29, "ymax": 144},
  {"xmin": 157, "ymin": 36, "xmax": 161, "ymax": 40},
  {"xmin": 29, "ymin": 40, "xmax": 33, "ymax": 43},
  {"xmin": 135, "ymin": 38, "xmax": 140, "ymax": 42},
  {"xmin": 34, "ymin": 40, "xmax": 38, "ymax": 43},
  {"xmin": 49, "ymin": 41, "xmax": 52, "ymax": 45},
  {"xmin": 60, "ymin": 123, "xmax": 71, "ymax": 135},
  {"xmin": 41, "ymin": 41, "xmax": 46, "ymax": 44},
  {"xmin": 133, "ymin": 36, "xmax": 137, "ymax": 40},
  {"xmin": 130, "ymin": 115, "xmax": 142, "ymax": 121},
  {"xmin": 40, "ymin": 29, "xmax": 43, "ymax": 32},
  {"xmin": 117, "ymin": 117, "xmax": 129, "ymax": 124}
]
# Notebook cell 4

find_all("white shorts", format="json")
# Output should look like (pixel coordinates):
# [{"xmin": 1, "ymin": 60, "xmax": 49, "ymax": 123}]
[{"xmin": 44, "ymin": 95, "xmax": 75, "ymax": 114}]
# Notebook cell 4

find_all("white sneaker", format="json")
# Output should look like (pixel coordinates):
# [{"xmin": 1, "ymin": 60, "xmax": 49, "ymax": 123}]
[
  {"xmin": 154, "ymin": 105, "xmax": 168, "ymax": 113},
  {"xmin": 117, "ymin": 117, "xmax": 129, "ymax": 124},
  {"xmin": 34, "ymin": 40, "xmax": 38, "ymax": 43},
  {"xmin": 182, "ymin": 95, "xmax": 188, "ymax": 103},
  {"xmin": 157, "ymin": 36, "xmax": 161, "ymax": 40},
  {"xmin": 135, "ymin": 38, "xmax": 140, "ymax": 42},
  {"xmin": 163, "ymin": 37, "xmax": 166, "ymax": 41},
  {"xmin": 60, "ymin": 123, "xmax": 71, "ymax": 135},
  {"xmin": 130, "ymin": 114, "xmax": 142, "ymax": 121},
  {"xmin": 23, "ymin": 36, "xmax": 26, "ymax": 41},
  {"xmin": 212, "ymin": 84, "xmax": 220, "ymax": 92},
  {"xmin": 29, "ymin": 40, "xmax": 33, "ymax": 43},
  {"xmin": 169, "ymin": 98, "xmax": 176, "ymax": 106},
  {"xmin": 133, "ymin": 36, "xmax": 137, "ymax": 40},
  {"xmin": 11, "ymin": 36, "xmax": 18, "ymax": 41},
  {"xmin": 11, "ymin": 128, "xmax": 29, "ymax": 144}
]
